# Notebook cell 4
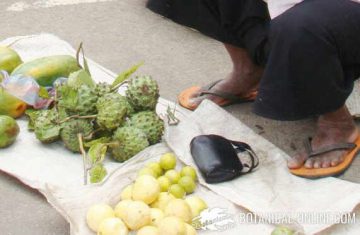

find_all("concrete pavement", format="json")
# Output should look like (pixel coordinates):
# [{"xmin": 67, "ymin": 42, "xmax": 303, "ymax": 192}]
[{"xmin": 0, "ymin": 0, "xmax": 359, "ymax": 234}]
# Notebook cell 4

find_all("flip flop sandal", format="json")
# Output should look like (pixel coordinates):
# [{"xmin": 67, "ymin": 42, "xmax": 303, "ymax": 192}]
[
  {"xmin": 178, "ymin": 80, "xmax": 258, "ymax": 110},
  {"xmin": 290, "ymin": 135, "xmax": 360, "ymax": 178}
]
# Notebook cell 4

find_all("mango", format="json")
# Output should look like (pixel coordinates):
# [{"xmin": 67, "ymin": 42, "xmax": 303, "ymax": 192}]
[
  {"xmin": 11, "ymin": 55, "xmax": 81, "ymax": 86},
  {"xmin": 0, "ymin": 87, "xmax": 27, "ymax": 118},
  {"xmin": 0, "ymin": 115, "xmax": 20, "ymax": 148},
  {"xmin": 0, "ymin": 46, "xmax": 23, "ymax": 74}
]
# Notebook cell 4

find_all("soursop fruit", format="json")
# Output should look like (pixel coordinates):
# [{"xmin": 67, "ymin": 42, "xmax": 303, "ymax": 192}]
[
  {"xmin": 96, "ymin": 93, "xmax": 128, "ymax": 130},
  {"xmin": 127, "ymin": 111, "xmax": 164, "ymax": 144},
  {"xmin": 111, "ymin": 126, "xmax": 149, "ymax": 162},
  {"xmin": 124, "ymin": 98, "xmax": 136, "ymax": 116},
  {"xmin": 94, "ymin": 82, "xmax": 112, "ymax": 97},
  {"xmin": 34, "ymin": 109, "xmax": 61, "ymax": 143},
  {"xmin": 126, "ymin": 76, "xmax": 159, "ymax": 111},
  {"xmin": 60, "ymin": 119, "xmax": 94, "ymax": 152},
  {"xmin": 57, "ymin": 84, "xmax": 98, "ymax": 116}
]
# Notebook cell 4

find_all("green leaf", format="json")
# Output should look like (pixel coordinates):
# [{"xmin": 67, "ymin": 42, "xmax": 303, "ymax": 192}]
[
  {"xmin": 88, "ymin": 143, "xmax": 108, "ymax": 164},
  {"xmin": 38, "ymin": 87, "xmax": 50, "ymax": 99},
  {"xmin": 67, "ymin": 69, "xmax": 95, "ymax": 88},
  {"xmin": 89, "ymin": 164, "xmax": 107, "ymax": 184},
  {"xmin": 37, "ymin": 125, "xmax": 61, "ymax": 142},
  {"xmin": 38, "ymin": 87, "xmax": 49, "ymax": 99},
  {"xmin": 25, "ymin": 109, "xmax": 41, "ymax": 131},
  {"xmin": 111, "ymin": 62, "xmax": 143, "ymax": 89},
  {"xmin": 58, "ymin": 85, "xmax": 78, "ymax": 109},
  {"xmin": 84, "ymin": 137, "xmax": 112, "ymax": 148}
]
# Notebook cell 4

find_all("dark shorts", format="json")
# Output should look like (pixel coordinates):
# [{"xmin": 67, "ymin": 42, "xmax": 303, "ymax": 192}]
[{"xmin": 147, "ymin": 0, "xmax": 360, "ymax": 120}]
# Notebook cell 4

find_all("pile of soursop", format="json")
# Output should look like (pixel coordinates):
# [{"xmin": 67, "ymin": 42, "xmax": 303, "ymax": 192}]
[{"xmin": 26, "ymin": 69, "xmax": 165, "ymax": 184}]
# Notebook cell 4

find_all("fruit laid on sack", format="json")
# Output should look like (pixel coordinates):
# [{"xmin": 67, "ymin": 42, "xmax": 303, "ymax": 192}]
[
  {"xmin": 132, "ymin": 175, "xmax": 160, "ymax": 204},
  {"xmin": 111, "ymin": 126, "xmax": 149, "ymax": 162},
  {"xmin": 60, "ymin": 119, "xmax": 94, "ymax": 152},
  {"xmin": 127, "ymin": 111, "xmax": 164, "ymax": 144},
  {"xmin": 0, "ymin": 46, "xmax": 27, "ymax": 118},
  {"xmin": 0, "ymin": 87, "xmax": 27, "ymax": 118},
  {"xmin": 97, "ymin": 217, "xmax": 128, "ymax": 235},
  {"xmin": 159, "ymin": 153, "xmax": 176, "ymax": 170},
  {"xmin": 58, "ymin": 84, "xmax": 98, "ymax": 116},
  {"xmin": 0, "ymin": 115, "xmax": 20, "ymax": 148},
  {"xmin": 164, "ymin": 198, "xmax": 192, "ymax": 223},
  {"xmin": 271, "ymin": 226, "xmax": 295, "ymax": 235},
  {"xmin": 11, "ymin": 55, "xmax": 81, "ymax": 86},
  {"xmin": 96, "ymin": 93, "xmax": 128, "ymax": 130},
  {"xmin": 121, "ymin": 200, "xmax": 151, "ymax": 230},
  {"xmin": 185, "ymin": 196, "xmax": 208, "ymax": 218},
  {"xmin": 158, "ymin": 216, "xmax": 187, "ymax": 235},
  {"xmin": 126, "ymin": 75, "xmax": 159, "ymax": 111},
  {"xmin": 86, "ymin": 204, "xmax": 115, "ymax": 232},
  {"xmin": 23, "ymin": 56, "xmax": 165, "ymax": 184},
  {"xmin": 0, "ymin": 46, "xmax": 23, "ymax": 73},
  {"xmin": 86, "ymin": 153, "xmax": 208, "ymax": 234},
  {"xmin": 33, "ymin": 109, "xmax": 61, "ymax": 143},
  {"xmin": 136, "ymin": 226, "xmax": 159, "ymax": 235}
]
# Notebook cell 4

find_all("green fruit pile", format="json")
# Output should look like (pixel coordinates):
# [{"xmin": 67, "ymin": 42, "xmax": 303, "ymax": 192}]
[
  {"xmin": 26, "ymin": 68, "xmax": 164, "ymax": 184},
  {"xmin": 136, "ymin": 153, "xmax": 199, "ymax": 198},
  {"xmin": 86, "ymin": 152, "xmax": 208, "ymax": 235}
]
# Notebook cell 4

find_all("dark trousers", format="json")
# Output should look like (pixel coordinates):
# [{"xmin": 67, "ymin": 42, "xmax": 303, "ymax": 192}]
[{"xmin": 147, "ymin": 0, "xmax": 360, "ymax": 120}]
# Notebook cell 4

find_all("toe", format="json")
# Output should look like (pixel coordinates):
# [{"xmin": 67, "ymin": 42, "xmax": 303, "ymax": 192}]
[
  {"xmin": 321, "ymin": 157, "xmax": 331, "ymax": 168},
  {"xmin": 330, "ymin": 159, "xmax": 340, "ymax": 167},
  {"xmin": 313, "ymin": 160, "xmax": 322, "ymax": 169},
  {"xmin": 304, "ymin": 158, "xmax": 315, "ymax": 168},
  {"xmin": 287, "ymin": 152, "xmax": 307, "ymax": 169},
  {"xmin": 330, "ymin": 154, "xmax": 344, "ymax": 167}
]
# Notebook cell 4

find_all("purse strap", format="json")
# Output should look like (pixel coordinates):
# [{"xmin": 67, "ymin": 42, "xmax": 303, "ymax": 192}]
[{"xmin": 230, "ymin": 140, "xmax": 259, "ymax": 174}]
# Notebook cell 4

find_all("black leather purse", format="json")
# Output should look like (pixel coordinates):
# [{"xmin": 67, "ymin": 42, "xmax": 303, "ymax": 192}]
[{"xmin": 190, "ymin": 135, "xmax": 259, "ymax": 183}]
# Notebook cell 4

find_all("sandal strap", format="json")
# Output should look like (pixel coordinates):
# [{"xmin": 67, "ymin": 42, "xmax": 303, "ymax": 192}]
[
  {"xmin": 199, "ymin": 80, "xmax": 249, "ymax": 102},
  {"xmin": 304, "ymin": 137, "xmax": 357, "ymax": 158}
]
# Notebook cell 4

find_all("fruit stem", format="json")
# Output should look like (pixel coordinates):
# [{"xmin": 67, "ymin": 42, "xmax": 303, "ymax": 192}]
[
  {"xmin": 58, "ymin": 114, "xmax": 97, "ymax": 124},
  {"xmin": 77, "ymin": 133, "xmax": 88, "ymax": 185}
]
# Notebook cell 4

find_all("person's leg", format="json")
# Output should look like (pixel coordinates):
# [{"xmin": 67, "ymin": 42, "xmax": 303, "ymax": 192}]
[
  {"xmin": 252, "ymin": 0, "xmax": 360, "ymax": 169},
  {"xmin": 178, "ymin": 0, "xmax": 269, "ymax": 108},
  {"xmin": 288, "ymin": 106, "xmax": 358, "ymax": 169},
  {"xmin": 188, "ymin": 43, "xmax": 262, "ymax": 106}
]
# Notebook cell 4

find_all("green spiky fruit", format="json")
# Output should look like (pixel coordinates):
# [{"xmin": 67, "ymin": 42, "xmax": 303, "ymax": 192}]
[
  {"xmin": 124, "ymin": 99, "xmax": 136, "ymax": 116},
  {"xmin": 60, "ymin": 119, "xmax": 93, "ymax": 152},
  {"xmin": 126, "ymin": 76, "xmax": 159, "ymax": 111},
  {"xmin": 127, "ymin": 111, "xmax": 164, "ymax": 144},
  {"xmin": 94, "ymin": 82, "xmax": 113, "ymax": 97},
  {"xmin": 111, "ymin": 126, "xmax": 149, "ymax": 162},
  {"xmin": 34, "ymin": 109, "xmax": 61, "ymax": 143},
  {"xmin": 58, "ymin": 84, "xmax": 98, "ymax": 115},
  {"xmin": 89, "ymin": 164, "xmax": 107, "ymax": 183},
  {"xmin": 96, "ymin": 93, "xmax": 128, "ymax": 130}
]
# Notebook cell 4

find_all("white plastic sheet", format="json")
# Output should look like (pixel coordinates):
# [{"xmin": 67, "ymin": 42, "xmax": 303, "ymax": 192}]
[{"xmin": 0, "ymin": 34, "xmax": 360, "ymax": 235}]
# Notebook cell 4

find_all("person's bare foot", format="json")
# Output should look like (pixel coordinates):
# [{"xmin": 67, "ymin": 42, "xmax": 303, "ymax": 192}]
[
  {"xmin": 288, "ymin": 106, "xmax": 359, "ymax": 169},
  {"xmin": 188, "ymin": 44, "xmax": 263, "ymax": 107}
]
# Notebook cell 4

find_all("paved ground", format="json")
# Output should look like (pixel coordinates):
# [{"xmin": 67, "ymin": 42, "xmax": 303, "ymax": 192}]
[{"xmin": 0, "ymin": 0, "xmax": 359, "ymax": 234}]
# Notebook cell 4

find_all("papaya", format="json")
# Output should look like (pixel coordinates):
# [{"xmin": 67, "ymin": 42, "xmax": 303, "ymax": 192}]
[
  {"xmin": 0, "ymin": 87, "xmax": 27, "ymax": 118},
  {"xmin": 0, "ymin": 46, "xmax": 23, "ymax": 74},
  {"xmin": 11, "ymin": 55, "xmax": 81, "ymax": 86}
]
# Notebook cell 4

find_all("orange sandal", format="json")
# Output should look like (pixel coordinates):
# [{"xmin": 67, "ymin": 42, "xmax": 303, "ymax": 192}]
[
  {"xmin": 290, "ymin": 135, "xmax": 360, "ymax": 178},
  {"xmin": 178, "ymin": 80, "xmax": 258, "ymax": 110}
]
